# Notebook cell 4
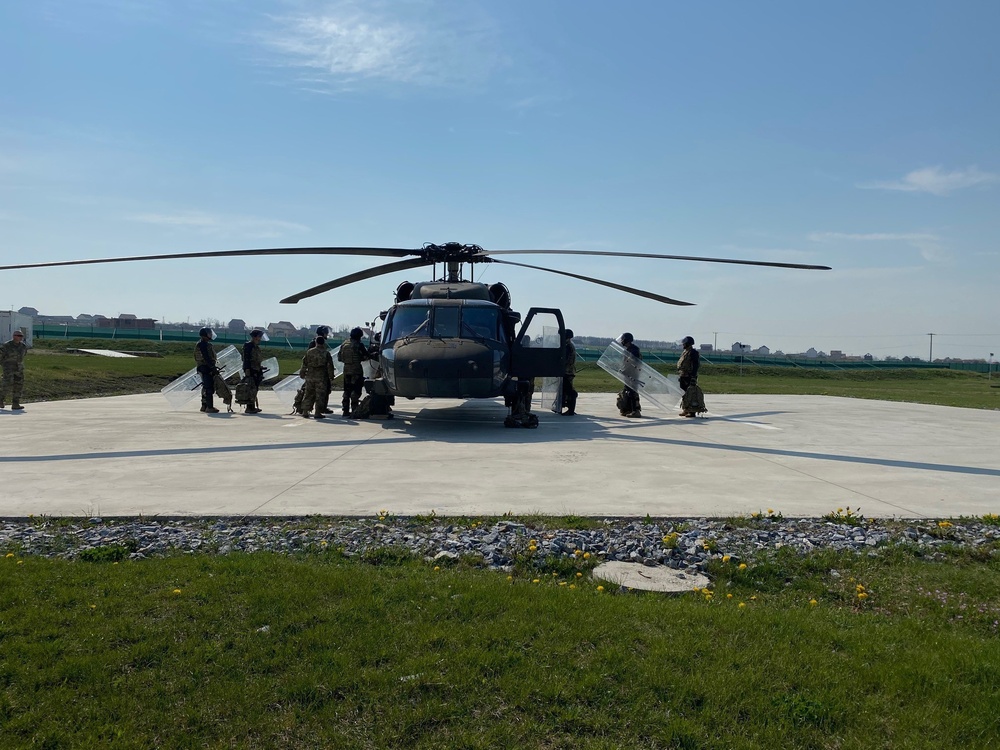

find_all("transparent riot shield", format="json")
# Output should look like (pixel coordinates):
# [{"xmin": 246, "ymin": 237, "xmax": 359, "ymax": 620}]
[
  {"xmin": 272, "ymin": 374, "xmax": 305, "ymax": 409},
  {"xmin": 537, "ymin": 326, "xmax": 563, "ymax": 413},
  {"xmin": 596, "ymin": 341, "xmax": 685, "ymax": 412},
  {"xmin": 160, "ymin": 345, "xmax": 242, "ymax": 410},
  {"xmin": 273, "ymin": 350, "xmax": 344, "ymax": 409},
  {"xmin": 260, "ymin": 357, "xmax": 280, "ymax": 382}
]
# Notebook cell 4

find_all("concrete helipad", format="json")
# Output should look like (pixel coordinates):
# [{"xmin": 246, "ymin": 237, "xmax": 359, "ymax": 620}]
[{"xmin": 1, "ymin": 393, "xmax": 997, "ymax": 519}]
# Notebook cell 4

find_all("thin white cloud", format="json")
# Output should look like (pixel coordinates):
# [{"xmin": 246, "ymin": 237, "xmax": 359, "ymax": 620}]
[
  {"xmin": 255, "ymin": 1, "xmax": 505, "ymax": 91},
  {"xmin": 129, "ymin": 211, "xmax": 309, "ymax": 239},
  {"xmin": 807, "ymin": 231, "xmax": 950, "ymax": 263},
  {"xmin": 858, "ymin": 166, "xmax": 998, "ymax": 196}
]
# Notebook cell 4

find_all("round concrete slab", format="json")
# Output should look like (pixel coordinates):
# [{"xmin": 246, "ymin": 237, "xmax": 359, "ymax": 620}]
[{"xmin": 593, "ymin": 561, "xmax": 709, "ymax": 593}]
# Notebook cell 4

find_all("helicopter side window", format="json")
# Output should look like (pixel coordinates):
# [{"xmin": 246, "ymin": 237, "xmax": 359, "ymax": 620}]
[
  {"xmin": 432, "ymin": 307, "xmax": 460, "ymax": 338},
  {"xmin": 386, "ymin": 307, "xmax": 431, "ymax": 342},
  {"xmin": 460, "ymin": 307, "xmax": 500, "ymax": 341}
]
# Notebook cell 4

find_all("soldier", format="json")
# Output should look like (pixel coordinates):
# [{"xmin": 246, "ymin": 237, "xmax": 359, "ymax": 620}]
[
  {"xmin": 560, "ymin": 328, "xmax": 578, "ymax": 416},
  {"xmin": 292, "ymin": 326, "xmax": 334, "ymax": 416},
  {"xmin": 337, "ymin": 326, "xmax": 370, "ymax": 417},
  {"xmin": 241, "ymin": 329, "xmax": 267, "ymax": 414},
  {"xmin": 617, "ymin": 332, "xmax": 642, "ymax": 418},
  {"xmin": 194, "ymin": 327, "xmax": 233, "ymax": 414},
  {"xmin": 677, "ymin": 335, "xmax": 707, "ymax": 417},
  {"xmin": 0, "ymin": 330, "xmax": 28, "ymax": 411},
  {"xmin": 299, "ymin": 335, "xmax": 337, "ymax": 419}
]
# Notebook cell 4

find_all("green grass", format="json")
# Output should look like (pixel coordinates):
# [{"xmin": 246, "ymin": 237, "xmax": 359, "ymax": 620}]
[{"xmin": 2, "ymin": 549, "xmax": 999, "ymax": 748}]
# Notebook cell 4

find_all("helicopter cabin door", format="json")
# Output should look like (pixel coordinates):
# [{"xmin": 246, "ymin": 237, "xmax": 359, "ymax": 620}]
[{"xmin": 510, "ymin": 308, "xmax": 566, "ymax": 379}]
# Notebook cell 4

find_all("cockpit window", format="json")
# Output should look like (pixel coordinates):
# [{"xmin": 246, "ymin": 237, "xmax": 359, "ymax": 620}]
[
  {"xmin": 461, "ymin": 307, "xmax": 500, "ymax": 341},
  {"xmin": 385, "ymin": 305, "xmax": 501, "ymax": 342},
  {"xmin": 433, "ymin": 307, "xmax": 460, "ymax": 338},
  {"xmin": 385, "ymin": 307, "xmax": 430, "ymax": 342}
]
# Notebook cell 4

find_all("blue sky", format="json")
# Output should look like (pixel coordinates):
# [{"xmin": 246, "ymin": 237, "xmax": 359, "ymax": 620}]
[{"xmin": 1, "ymin": 0, "xmax": 997, "ymax": 360}]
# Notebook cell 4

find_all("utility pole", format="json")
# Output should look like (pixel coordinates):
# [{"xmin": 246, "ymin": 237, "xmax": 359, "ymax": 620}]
[
  {"xmin": 713, "ymin": 331, "xmax": 718, "ymax": 351},
  {"xmin": 927, "ymin": 333, "xmax": 934, "ymax": 363},
  {"xmin": 990, "ymin": 353, "xmax": 995, "ymax": 382}
]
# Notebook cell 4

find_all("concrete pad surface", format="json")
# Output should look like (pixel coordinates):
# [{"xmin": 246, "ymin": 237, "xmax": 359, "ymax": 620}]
[{"xmin": 0, "ymin": 393, "xmax": 997, "ymax": 519}]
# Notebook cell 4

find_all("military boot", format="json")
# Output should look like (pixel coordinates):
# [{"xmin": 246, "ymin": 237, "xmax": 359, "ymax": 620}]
[{"xmin": 12, "ymin": 403, "xmax": 24, "ymax": 411}]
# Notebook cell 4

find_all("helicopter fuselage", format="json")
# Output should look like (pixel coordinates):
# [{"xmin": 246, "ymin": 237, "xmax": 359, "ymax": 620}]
[{"xmin": 373, "ymin": 282, "xmax": 566, "ymax": 400}]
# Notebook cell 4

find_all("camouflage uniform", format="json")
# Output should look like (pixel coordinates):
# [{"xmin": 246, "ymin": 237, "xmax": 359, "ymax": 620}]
[
  {"xmin": 338, "ymin": 338, "xmax": 369, "ymax": 416},
  {"xmin": 677, "ymin": 346, "xmax": 706, "ymax": 416},
  {"xmin": 561, "ymin": 337, "xmax": 578, "ymax": 415},
  {"xmin": 619, "ymin": 341, "xmax": 642, "ymax": 416},
  {"xmin": 194, "ymin": 339, "xmax": 233, "ymax": 412},
  {"xmin": 299, "ymin": 342, "xmax": 337, "ymax": 418},
  {"xmin": 242, "ymin": 338, "xmax": 265, "ymax": 412},
  {"xmin": 0, "ymin": 336, "xmax": 28, "ymax": 409}
]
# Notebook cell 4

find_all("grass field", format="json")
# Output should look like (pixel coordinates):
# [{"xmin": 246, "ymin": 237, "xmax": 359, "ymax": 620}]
[
  {"xmin": 18, "ymin": 338, "xmax": 1000, "ymax": 409},
  {"xmin": 3, "ymin": 542, "xmax": 1000, "ymax": 749}
]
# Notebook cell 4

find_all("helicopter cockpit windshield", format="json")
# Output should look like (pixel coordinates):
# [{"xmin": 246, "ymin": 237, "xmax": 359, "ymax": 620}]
[{"xmin": 384, "ymin": 302, "xmax": 502, "ymax": 343}]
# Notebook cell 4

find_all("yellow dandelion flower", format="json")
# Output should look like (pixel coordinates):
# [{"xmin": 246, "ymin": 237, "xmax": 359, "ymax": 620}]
[
  {"xmin": 90, "ymin": 604, "xmax": 97, "ymax": 610},
  {"xmin": 858, "ymin": 592, "xmax": 868, "ymax": 600},
  {"xmin": 856, "ymin": 584, "xmax": 865, "ymax": 592},
  {"xmin": 552, "ymin": 571, "xmax": 558, "ymax": 577},
  {"xmin": 532, "ymin": 578, "xmax": 540, "ymax": 584},
  {"xmin": 5, "ymin": 552, "xmax": 13, "ymax": 559},
  {"xmin": 172, "ymin": 589, "xmax": 182, "ymax": 595},
  {"xmin": 704, "ymin": 594, "xmax": 713, "ymax": 601},
  {"xmin": 569, "ymin": 584, "xmax": 577, "ymax": 590},
  {"xmin": 506, "ymin": 575, "xmax": 513, "ymax": 582},
  {"xmin": 726, "ymin": 593, "xmax": 733, "ymax": 599},
  {"xmin": 809, "ymin": 599, "xmax": 818, "ymax": 606},
  {"xmin": 559, "ymin": 581, "xmax": 567, "ymax": 587},
  {"xmin": 722, "ymin": 555, "xmax": 731, "ymax": 563},
  {"xmin": 750, "ymin": 595, "xmax": 757, "ymax": 601},
  {"xmin": 576, "ymin": 572, "xmax": 583, "ymax": 578},
  {"xmin": 434, "ymin": 566, "xmax": 440, "ymax": 572},
  {"xmin": 738, "ymin": 602, "xmax": 746, "ymax": 609},
  {"xmin": 16, "ymin": 560, "xmax": 23, "ymax": 565},
  {"xmin": 767, "ymin": 508, "xmax": 774, "ymax": 514},
  {"xmin": 739, "ymin": 563, "xmax": 747, "ymax": 570},
  {"xmin": 596, "ymin": 585, "xmax": 604, "ymax": 592},
  {"xmin": 583, "ymin": 552, "xmax": 591, "ymax": 559}
]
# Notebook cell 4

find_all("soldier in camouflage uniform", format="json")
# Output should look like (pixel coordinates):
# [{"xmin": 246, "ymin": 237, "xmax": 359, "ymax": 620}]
[
  {"xmin": 242, "ymin": 329, "xmax": 266, "ymax": 413},
  {"xmin": 0, "ymin": 330, "xmax": 28, "ymax": 411},
  {"xmin": 299, "ymin": 336, "xmax": 337, "ymax": 419},
  {"xmin": 337, "ymin": 327, "xmax": 369, "ymax": 417},
  {"xmin": 560, "ymin": 328, "xmax": 578, "ymax": 416},
  {"xmin": 194, "ymin": 327, "xmax": 233, "ymax": 414}
]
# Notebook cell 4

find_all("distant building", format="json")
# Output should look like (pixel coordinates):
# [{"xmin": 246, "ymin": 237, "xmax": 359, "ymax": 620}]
[
  {"xmin": 266, "ymin": 320, "xmax": 298, "ymax": 337},
  {"xmin": 227, "ymin": 318, "xmax": 247, "ymax": 332},
  {"xmin": 732, "ymin": 342, "xmax": 751, "ymax": 354},
  {"xmin": 753, "ymin": 345, "xmax": 770, "ymax": 356},
  {"xmin": 700, "ymin": 344, "xmax": 713, "ymax": 352},
  {"xmin": 18, "ymin": 306, "xmax": 38, "ymax": 318},
  {"xmin": 830, "ymin": 350, "xmax": 844, "ymax": 360}
]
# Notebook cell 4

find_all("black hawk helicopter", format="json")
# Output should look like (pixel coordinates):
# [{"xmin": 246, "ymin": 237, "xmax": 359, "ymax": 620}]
[{"xmin": 0, "ymin": 243, "xmax": 830, "ymax": 426}]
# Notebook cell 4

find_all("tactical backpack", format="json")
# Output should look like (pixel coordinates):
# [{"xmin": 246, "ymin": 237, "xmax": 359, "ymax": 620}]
[{"xmin": 234, "ymin": 376, "xmax": 255, "ymax": 407}]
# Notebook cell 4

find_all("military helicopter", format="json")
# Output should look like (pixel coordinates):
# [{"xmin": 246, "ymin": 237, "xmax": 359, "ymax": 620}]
[{"xmin": 0, "ymin": 242, "xmax": 830, "ymax": 426}]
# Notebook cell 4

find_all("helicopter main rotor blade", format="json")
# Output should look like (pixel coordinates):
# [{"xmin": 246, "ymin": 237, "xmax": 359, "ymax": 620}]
[
  {"xmin": 280, "ymin": 257, "xmax": 433, "ymax": 304},
  {"xmin": 489, "ymin": 259, "xmax": 695, "ymax": 306},
  {"xmin": 480, "ymin": 249, "xmax": 831, "ymax": 271},
  {"xmin": 0, "ymin": 246, "xmax": 417, "ymax": 271}
]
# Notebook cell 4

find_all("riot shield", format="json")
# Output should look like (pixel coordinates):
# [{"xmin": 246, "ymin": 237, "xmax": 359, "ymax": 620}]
[
  {"xmin": 260, "ymin": 357, "xmax": 280, "ymax": 382},
  {"xmin": 272, "ymin": 374, "xmax": 305, "ymax": 408},
  {"xmin": 160, "ymin": 345, "xmax": 242, "ymax": 410},
  {"xmin": 537, "ymin": 326, "xmax": 563, "ymax": 412},
  {"xmin": 596, "ymin": 341, "xmax": 685, "ymax": 412}
]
